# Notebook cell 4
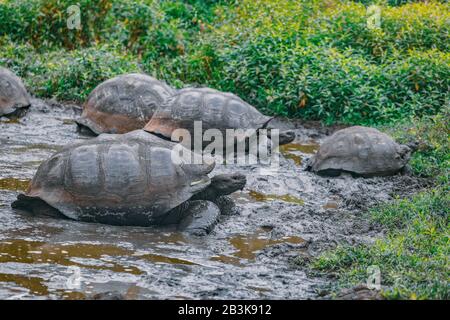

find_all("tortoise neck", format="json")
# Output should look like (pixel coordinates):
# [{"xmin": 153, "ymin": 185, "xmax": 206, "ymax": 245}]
[{"xmin": 190, "ymin": 186, "xmax": 218, "ymax": 202}]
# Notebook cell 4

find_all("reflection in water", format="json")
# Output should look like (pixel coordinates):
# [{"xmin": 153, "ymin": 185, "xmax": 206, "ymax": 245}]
[
  {"xmin": 0, "ymin": 273, "xmax": 48, "ymax": 296},
  {"xmin": 323, "ymin": 201, "xmax": 339, "ymax": 210},
  {"xmin": 230, "ymin": 232, "xmax": 304, "ymax": 260},
  {"xmin": 62, "ymin": 119, "xmax": 75, "ymax": 125},
  {"xmin": 0, "ymin": 238, "xmax": 202, "ymax": 298},
  {"xmin": 0, "ymin": 118, "xmax": 20, "ymax": 124},
  {"xmin": 0, "ymin": 239, "xmax": 142, "ymax": 275},
  {"xmin": 0, "ymin": 178, "xmax": 30, "ymax": 192},
  {"xmin": 280, "ymin": 143, "xmax": 319, "ymax": 166},
  {"xmin": 0, "ymin": 101, "xmax": 319, "ymax": 299},
  {"xmin": 249, "ymin": 190, "xmax": 304, "ymax": 205},
  {"xmin": 210, "ymin": 255, "xmax": 242, "ymax": 265},
  {"xmin": 12, "ymin": 144, "xmax": 59, "ymax": 153},
  {"xmin": 140, "ymin": 253, "xmax": 197, "ymax": 265},
  {"xmin": 211, "ymin": 229, "xmax": 305, "ymax": 264},
  {"xmin": 322, "ymin": 196, "xmax": 341, "ymax": 210}
]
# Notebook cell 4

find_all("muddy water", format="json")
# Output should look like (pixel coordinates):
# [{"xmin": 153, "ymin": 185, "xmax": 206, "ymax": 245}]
[{"xmin": 0, "ymin": 99, "xmax": 423, "ymax": 299}]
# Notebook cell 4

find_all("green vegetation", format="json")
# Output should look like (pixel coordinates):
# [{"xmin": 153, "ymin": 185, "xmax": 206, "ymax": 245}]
[
  {"xmin": 0, "ymin": 38, "xmax": 140, "ymax": 101},
  {"xmin": 1, "ymin": 0, "xmax": 448, "ymax": 124},
  {"xmin": 309, "ymin": 113, "xmax": 449, "ymax": 299},
  {"xmin": 0, "ymin": 0, "xmax": 448, "ymax": 299},
  {"xmin": 311, "ymin": 182, "xmax": 449, "ymax": 299}
]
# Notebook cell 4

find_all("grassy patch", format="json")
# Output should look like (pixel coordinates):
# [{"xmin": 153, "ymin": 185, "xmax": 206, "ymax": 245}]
[{"xmin": 311, "ymin": 187, "xmax": 449, "ymax": 299}]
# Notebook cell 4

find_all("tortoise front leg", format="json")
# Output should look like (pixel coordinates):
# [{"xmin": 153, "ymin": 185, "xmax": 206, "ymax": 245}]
[
  {"xmin": 177, "ymin": 200, "xmax": 220, "ymax": 236},
  {"xmin": 213, "ymin": 195, "xmax": 240, "ymax": 216}
]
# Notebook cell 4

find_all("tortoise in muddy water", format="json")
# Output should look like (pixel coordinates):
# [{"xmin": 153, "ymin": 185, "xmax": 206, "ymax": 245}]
[
  {"xmin": 0, "ymin": 67, "xmax": 31, "ymax": 117},
  {"xmin": 12, "ymin": 130, "xmax": 246, "ymax": 236},
  {"xmin": 144, "ymin": 88, "xmax": 296, "ymax": 149},
  {"xmin": 75, "ymin": 73, "xmax": 176, "ymax": 135},
  {"xmin": 306, "ymin": 126, "xmax": 414, "ymax": 177}
]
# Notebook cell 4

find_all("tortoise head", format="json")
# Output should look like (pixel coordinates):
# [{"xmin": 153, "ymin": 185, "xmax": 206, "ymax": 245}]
[
  {"xmin": 276, "ymin": 130, "xmax": 296, "ymax": 146},
  {"xmin": 209, "ymin": 173, "xmax": 246, "ymax": 197}
]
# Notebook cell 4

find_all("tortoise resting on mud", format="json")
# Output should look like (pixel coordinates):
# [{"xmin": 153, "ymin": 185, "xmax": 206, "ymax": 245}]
[
  {"xmin": 306, "ymin": 126, "xmax": 414, "ymax": 177},
  {"xmin": 76, "ymin": 73, "xmax": 176, "ymax": 135},
  {"xmin": 144, "ymin": 88, "xmax": 296, "ymax": 149},
  {"xmin": 12, "ymin": 130, "xmax": 246, "ymax": 236},
  {"xmin": 0, "ymin": 67, "xmax": 31, "ymax": 117}
]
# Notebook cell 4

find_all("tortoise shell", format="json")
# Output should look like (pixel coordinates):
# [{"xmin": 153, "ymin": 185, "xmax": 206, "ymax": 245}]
[
  {"xmin": 18, "ymin": 130, "xmax": 215, "ymax": 226},
  {"xmin": 76, "ymin": 73, "xmax": 176, "ymax": 134},
  {"xmin": 0, "ymin": 67, "xmax": 30, "ymax": 117},
  {"xmin": 144, "ymin": 88, "xmax": 272, "ymax": 140},
  {"xmin": 307, "ymin": 126, "xmax": 412, "ymax": 177}
]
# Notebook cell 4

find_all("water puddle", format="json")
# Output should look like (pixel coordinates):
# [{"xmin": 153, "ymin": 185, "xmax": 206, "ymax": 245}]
[
  {"xmin": 232, "ymin": 190, "xmax": 304, "ymax": 205},
  {"xmin": 323, "ymin": 201, "xmax": 339, "ymax": 210},
  {"xmin": 0, "ymin": 273, "xmax": 49, "ymax": 296},
  {"xmin": 0, "ymin": 239, "xmax": 141, "ymax": 274},
  {"xmin": 248, "ymin": 190, "xmax": 304, "ymax": 205},
  {"xmin": 139, "ymin": 253, "xmax": 197, "ymax": 265},
  {"xmin": 0, "ymin": 100, "xmax": 347, "ymax": 299},
  {"xmin": 13, "ymin": 144, "xmax": 59, "ymax": 152},
  {"xmin": 0, "ymin": 237, "xmax": 197, "ymax": 273},
  {"xmin": 247, "ymin": 286, "xmax": 272, "ymax": 293},
  {"xmin": 61, "ymin": 119, "xmax": 75, "ymax": 125},
  {"xmin": 211, "ymin": 229, "xmax": 305, "ymax": 264},
  {"xmin": 322, "ymin": 196, "xmax": 341, "ymax": 210},
  {"xmin": 229, "ymin": 232, "xmax": 304, "ymax": 260},
  {"xmin": 0, "ymin": 178, "xmax": 30, "ymax": 192},
  {"xmin": 280, "ymin": 142, "xmax": 319, "ymax": 166},
  {"xmin": 0, "ymin": 118, "xmax": 20, "ymax": 124}
]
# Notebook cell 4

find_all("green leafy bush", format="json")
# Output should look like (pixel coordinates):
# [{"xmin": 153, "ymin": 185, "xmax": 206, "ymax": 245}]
[
  {"xmin": 0, "ymin": 0, "xmax": 448, "ymax": 125},
  {"xmin": 0, "ymin": 0, "xmax": 113, "ymax": 49},
  {"xmin": 159, "ymin": 0, "xmax": 449, "ymax": 124},
  {"xmin": 207, "ymin": 37, "xmax": 449, "ymax": 124},
  {"xmin": 0, "ymin": 38, "xmax": 141, "ymax": 101},
  {"xmin": 382, "ymin": 111, "xmax": 450, "ymax": 178},
  {"xmin": 309, "ymin": 1, "xmax": 450, "ymax": 58}
]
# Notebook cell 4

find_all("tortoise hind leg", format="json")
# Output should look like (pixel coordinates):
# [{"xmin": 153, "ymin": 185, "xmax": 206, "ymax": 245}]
[
  {"xmin": 177, "ymin": 201, "xmax": 220, "ymax": 236},
  {"xmin": 12, "ymin": 194, "xmax": 67, "ymax": 219}
]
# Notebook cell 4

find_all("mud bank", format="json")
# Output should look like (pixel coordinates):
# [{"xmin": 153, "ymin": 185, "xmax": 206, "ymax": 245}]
[{"xmin": 0, "ymin": 99, "xmax": 425, "ymax": 299}]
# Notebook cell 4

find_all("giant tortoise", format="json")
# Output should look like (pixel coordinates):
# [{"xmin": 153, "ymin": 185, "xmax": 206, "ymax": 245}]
[
  {"xmin": 144, "ymin": 88, "xmax": 296, "ymax": 151},
  {"xmin": 76, "ymin": 73, "xmax": 176, "ymax": 135},
  {"xmin": 306, "ymin": 126, "xmax": 414, "ymax": 177},
  {"xmin": 0, "ymin": 67, "xmax": 30, "ymax": 117},
  {"xmin": 12, "ymin": 130, "xmax": 246, "ymax": 235}
]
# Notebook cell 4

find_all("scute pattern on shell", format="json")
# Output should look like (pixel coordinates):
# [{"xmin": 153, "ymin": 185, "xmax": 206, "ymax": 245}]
[
  {"xmin": 144, "ymin": 88, "xmax": 272, "ymax": 139},
  {"xmin": 0, "ymin": 67, "xmax": 30, "ymax": 116},
  {"xmin": 22, "ymin": 130, "xmax": 215, "ymax": 226},
  {"xmin": 77, "ymin": 73, "xmax": 176, "ymax": 134},
  {"xmin": 307, "ymin": 126, "xmax": 411, "ymax": 177}
]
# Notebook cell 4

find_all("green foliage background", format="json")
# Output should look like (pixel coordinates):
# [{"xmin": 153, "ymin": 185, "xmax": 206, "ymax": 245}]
[{"xmin": 0, "ymin": 0, "xmax": 448, "ymax": 124}]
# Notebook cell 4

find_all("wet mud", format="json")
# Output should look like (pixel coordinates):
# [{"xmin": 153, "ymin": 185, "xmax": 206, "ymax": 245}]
[{"xmin": 0, "ymin": 99, "xmax": 425, "ymax": 299}]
